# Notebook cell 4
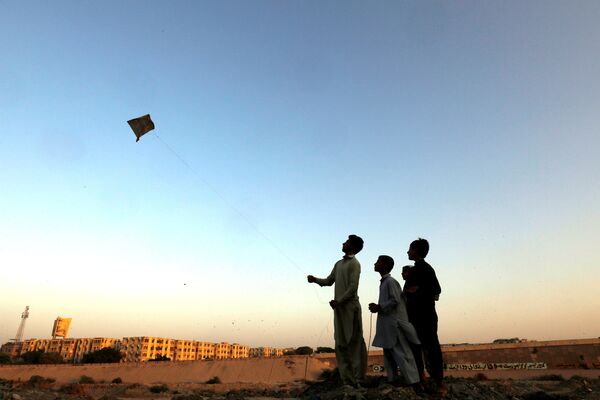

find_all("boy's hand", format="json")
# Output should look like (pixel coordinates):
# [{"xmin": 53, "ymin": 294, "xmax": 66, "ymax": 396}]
[
  {"xmin": 307, "ymin": 275, "xmax": 316, "ymax": 283},
  {"xmin": 405, "ymin": 286, "xmax": 418, "ymax": 293},
  {"xmin": 329, "ymin": 300, "xmax": 338, "ymax": 309},
  {"xmin": 368, "ymin": 303, "xmax": 380, "ymax": 313}
]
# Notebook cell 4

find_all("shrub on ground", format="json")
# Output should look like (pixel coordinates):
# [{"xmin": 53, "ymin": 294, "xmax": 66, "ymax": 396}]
[
  {"xmin": 205, "ymin": 376, "xmax": 221, "ymax": 384},
  {"xmin": 79, "ymin": 375, "xmax": 95, "ymax": 384},
  {"xmin": 149, "ymin": 384, "xmax": 169, "ymax": 393}
]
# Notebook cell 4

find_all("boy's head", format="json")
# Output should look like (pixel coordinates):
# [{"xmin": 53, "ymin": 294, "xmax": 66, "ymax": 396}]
[
  {"xmin": 408, "ymin": 238, "xmax": 429, "ymax": 261},
  {"xmin": 401, "ymin": 265, "xmax": 411, "ymax": 281},
  {"xmin": 374, "ymin": 255, "xmax": 394, "ymax": 275},
  {"xmin": 343, "ymin": 234, "xmax": 364, "ymax": 255}
]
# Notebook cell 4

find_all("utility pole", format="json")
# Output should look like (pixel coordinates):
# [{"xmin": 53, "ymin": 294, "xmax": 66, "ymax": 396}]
[{"xmin": 13, "ymin": 306, "xmax": 29, "ymax": 343}]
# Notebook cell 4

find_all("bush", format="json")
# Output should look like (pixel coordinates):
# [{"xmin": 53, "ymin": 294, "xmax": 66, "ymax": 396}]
[
  {"xmin": 0, "ymin": 353, "xmax": 11, "ymax": 364},
  {"xmin": 79, "ymin": 375, "xmax": 95, "ymax": 384},
  {"xmin": 473, "ymin": 372, "xmax": 488, "ymax": 382},
  {"xmin": 316, "ymin": 347, "xmax": 335, "ymax": 354},
  {"xmin": 205, "ymin": 376, "xmax": 221, "ymax": 384},
  {"xmin": 532, "ymin": 374, "xmax": 565, "ymax": 381},
  {"xmin": 60, "ymin": 383, "xmax": 85, "ymax": 395},
  {"xmin": 295, "ymin": 346, "xmax": 314, "ymax": 355},
  {"xmin": 112, "ymin": 377, "xmax": 123, "ymax": 384},
  {"xmin": 81, "ymin": 348, "xmax": 122, "ymax": 363},
  {"xmin": 149, "ymin": 384, "xmax": 169, "ymax": 393},
  {"xmin": 39, "ymin": 352, "xmax": 63, "ymax": 364},
  {"xmin": 319, "ymin": 368, "xmax": 338, "ymax": 381},
  {"xmin": 26, "ymin": 375, "xmax": 55, "ymax": 389},
  {"xmin": 21, "ymin": 350, "xmax": 44, "ymax": 364}
]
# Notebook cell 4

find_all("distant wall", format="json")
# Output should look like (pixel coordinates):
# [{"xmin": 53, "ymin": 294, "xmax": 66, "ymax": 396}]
[
  {"xmin": 315, "ymin": 338, "xmax": 600, "ymax": 370},
  {"xmin": 442, "ymin": 338, "xmax": 600, "ymax": 369}
]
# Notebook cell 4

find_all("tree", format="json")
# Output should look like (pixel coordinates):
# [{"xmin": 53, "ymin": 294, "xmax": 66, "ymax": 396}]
[
  {"xmin": 316, "ymin": 347, "xmax": 335, "ymax": 354},
  {"xmin": 39, "ymin": 352, "xmax": 63, "ymax": 364},
  {"xmin": 295, "ymin": 346, "xmax": 314, "ymax": 355},
  {"xmin": 0, "ymin": 353, "xmax": 11, "ymax": 364},
  {"xmin": 21, "ymin": 350, "xmax": 44, "ymax": 364},
  {"xmin": 81, "ymin": 348, "xmax": 122, "ymax": 364}
]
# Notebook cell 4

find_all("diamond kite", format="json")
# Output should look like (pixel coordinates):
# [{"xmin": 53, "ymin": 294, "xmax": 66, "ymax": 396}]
[{"xmin": 127, "ymin": 114, "xmax": 155, "ymax": 142}]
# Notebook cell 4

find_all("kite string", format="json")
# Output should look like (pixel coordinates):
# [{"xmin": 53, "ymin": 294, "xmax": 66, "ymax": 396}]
[{"xmin": 152, "ymin": 134, "xmax": 328, "ymax": 305}]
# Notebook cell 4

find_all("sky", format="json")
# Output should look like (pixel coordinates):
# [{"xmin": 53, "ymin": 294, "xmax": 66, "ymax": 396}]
[{"xmin": 1, "ymin": 1, "xmax": 599, "ymax": 349}]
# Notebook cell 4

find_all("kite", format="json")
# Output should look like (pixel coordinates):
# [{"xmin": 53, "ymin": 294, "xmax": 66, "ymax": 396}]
[{"xmin": 127, "ymin": 114, "xmax": 155, "ymax": 142}]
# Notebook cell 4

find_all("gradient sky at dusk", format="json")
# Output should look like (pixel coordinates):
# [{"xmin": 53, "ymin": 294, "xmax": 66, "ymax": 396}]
[{"xmin": 1, "ymin": 1, "xmax": 599, "ymax": 348}]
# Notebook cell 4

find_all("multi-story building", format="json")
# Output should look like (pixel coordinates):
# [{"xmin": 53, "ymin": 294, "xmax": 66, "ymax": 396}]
[
  {"xmin": 2, "ymin": 337, "xmax": 251, "ymax": 363},
  {"xmin": 172, "ymin": 339, "xmax": 197, "ymax": 361},
  {"xmin": 120, "ymin": 337, "xmax": 175, "ymax": 362},
  {"xmin": 1, "ymin": 337, "xmax": 120, "ymax": 363},
  {"xmin": 229, "ymin": 343, "xmax": 249, "ymax": 359},
  {"xmin": 59, "ymin": 338, "xmax": 77, "ymax": 361},
  {"xmin": 249, "ymin": 346, "xmax": 275, "ymax": 358},
  {"xmin": 214, "ymin": 342, "xmax": 230, "ymax": 360},
  {"xmin": 46, "ymin": 339, "xmax": 63, "ymax": 354},
  {"xmin": 250, "ymin": 347, "xmax": 283, "ymax": 358},
  {"xmin": 196, "ymin": 341, "xmax": 215, "ymax": 360},
  {"xmin": 0, "ymin": 342, "xmax": 21, "ymax": 358}
]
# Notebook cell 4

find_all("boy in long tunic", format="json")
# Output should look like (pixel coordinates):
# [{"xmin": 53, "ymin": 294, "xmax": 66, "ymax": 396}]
[
  {"xmin": 368, "ymin": 255, "xmax": 421, "ymax": 388},
  {"xmin": 307, "ymin": 235, "xmax": 367, "ymax": 387}
]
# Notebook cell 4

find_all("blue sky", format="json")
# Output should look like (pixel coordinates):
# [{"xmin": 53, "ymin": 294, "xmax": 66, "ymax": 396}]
[{"xmin": 1, "ymin": 1, "xmax": 599, "ymax": 348}]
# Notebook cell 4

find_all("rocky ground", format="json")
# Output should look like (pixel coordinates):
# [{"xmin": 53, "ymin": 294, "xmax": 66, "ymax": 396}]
[{"xmin": 1, "ymin": 372, "xmax": 599, "ymax": 400}]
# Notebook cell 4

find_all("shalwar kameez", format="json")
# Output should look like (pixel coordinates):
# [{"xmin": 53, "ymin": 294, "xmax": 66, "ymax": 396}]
[
  {"xmin": 314, "ymin": 255, "xmax": 367, "ymax": 386},
  {"xmin": 372, "ymin": 274, "xmax": 420, "ymax": 384}
]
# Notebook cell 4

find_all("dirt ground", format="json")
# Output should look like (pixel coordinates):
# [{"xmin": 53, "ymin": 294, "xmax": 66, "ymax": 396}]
[{"xmin": 1, "ymin": 371, "xmax": 599, "ymax": 400}]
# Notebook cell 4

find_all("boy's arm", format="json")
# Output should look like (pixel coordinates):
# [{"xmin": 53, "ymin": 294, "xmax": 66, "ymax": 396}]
[
  {"xmin": 311, "ymin": 266, "xmax": 336, "ymax": 287},
  {"xmin": 336, "ymin": 261, "xmax": 359, "ymax": 304}
]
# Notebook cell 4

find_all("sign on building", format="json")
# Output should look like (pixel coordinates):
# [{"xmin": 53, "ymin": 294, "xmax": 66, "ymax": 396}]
[{"xmin": 51, "ymin": 317, "xmax": 72, "ymax": 339}]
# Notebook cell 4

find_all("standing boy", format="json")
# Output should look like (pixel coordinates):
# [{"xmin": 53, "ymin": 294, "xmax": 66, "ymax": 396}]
[
  {"xmin": 404, "ymin": 238, "xmax": 446, "ymax": 396},
  {"xmin": 368, "ymin": 255, "xmax": 421, "ymax": 389},
  {"xmin": 307, "ymin": 235, "xmax": 367, "ymax": 387}
]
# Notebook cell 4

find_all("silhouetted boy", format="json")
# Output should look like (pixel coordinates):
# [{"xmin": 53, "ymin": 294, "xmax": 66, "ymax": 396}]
[
  {"xmin": 368, "ymin": 255, "xmax": 421, "ymax": 389},
  {"xmin": 404, "ymin": 238, "xmax": 446, "ymax": 396},
  {"xmin": 307, "ymin": 235, "xmax": 368, "ymax": 387}
]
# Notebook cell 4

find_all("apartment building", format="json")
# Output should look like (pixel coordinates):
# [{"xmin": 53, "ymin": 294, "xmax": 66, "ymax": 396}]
[
  {"xmin": 0, "ymin": 337, "xmax": 120, "ymax": 363},
  {"xmin": 58, "ymin": 338, "xmax": 77, "ymax": 362},
  {"xmin": 229, "ymin": 343, "xmax": 249, "ymax": 359},
  {"xmin": 196, "ymin": 341, "xmax": 215, "ymax": 360},
  {"xmin": 172, "ymin": 339, "xmax": 196, "ymax": 361},
  {"xmin": 2, "ymin": 337, "xmax": 260, "ymax": 363},
  {"xmin": 214, "ymin": 342, "xmax": 230, "ymax": 360},
  {"xmin": 120, "ymin": 337, "xmax": 174, "ymax": 362},
  {"xmin": 249, "ymin": 347, "xmax": 271, "ymax": 358},
  {"xmin": 249, "ymin": 346, "xmax": 283, "ymax": 358}
]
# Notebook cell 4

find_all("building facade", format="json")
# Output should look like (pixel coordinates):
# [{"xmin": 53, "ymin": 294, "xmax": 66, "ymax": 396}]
[{"xmin": 2, "ymin": 336, "xmax": 284, "ymax": 364}]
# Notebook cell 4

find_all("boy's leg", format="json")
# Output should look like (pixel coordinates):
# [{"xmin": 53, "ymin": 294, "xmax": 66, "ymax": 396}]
[
  {"xmin": 390, "ymin": 335, "xmax": 420, "ymax": 385},
  {"xmin": 415, "ymin": 319, "xmax": 444, "ymax": 388},
  {"xmin": 335, "ymin": 343, "xmax": 355, "ymax": 386},
  {"xmin": 348, "ymin": 317, "xmax": 367, "ymax": 385},
  {"xmin": 409, "ymin": 342, "xmax": 425, "ymax": 379},
  {"xmin": 383, "ymin": 348, "xmax": 399, "ymax": 383}
]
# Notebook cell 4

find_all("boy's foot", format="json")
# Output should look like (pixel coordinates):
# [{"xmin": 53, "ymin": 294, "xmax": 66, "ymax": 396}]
[
  {"xmin": 411, "ymin": 382, "xmax": 425, "ymax": 394},
  {"xmin": 434, "ymin": 383, "xmax": 448, "ymax": 398}
]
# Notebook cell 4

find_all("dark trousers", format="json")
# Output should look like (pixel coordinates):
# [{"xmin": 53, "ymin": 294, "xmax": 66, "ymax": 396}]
[{"xmin": 411, "ymin": 317, "xmax": 444, "ymax": 384}]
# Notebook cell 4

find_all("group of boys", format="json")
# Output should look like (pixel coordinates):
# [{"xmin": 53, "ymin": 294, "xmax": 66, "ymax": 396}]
[{"xmin": 307, "ymin": 235, "xmax": 446, "ymax": 397}]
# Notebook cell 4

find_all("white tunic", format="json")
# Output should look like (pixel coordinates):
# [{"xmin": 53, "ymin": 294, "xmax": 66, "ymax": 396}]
[
  {"xmin": 372, "ymin": 274, "xmax": 420, "ymax": 348},
  {"xmin": 314, "ymin": 256, "xmax": 362, "ymax": 346}
]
